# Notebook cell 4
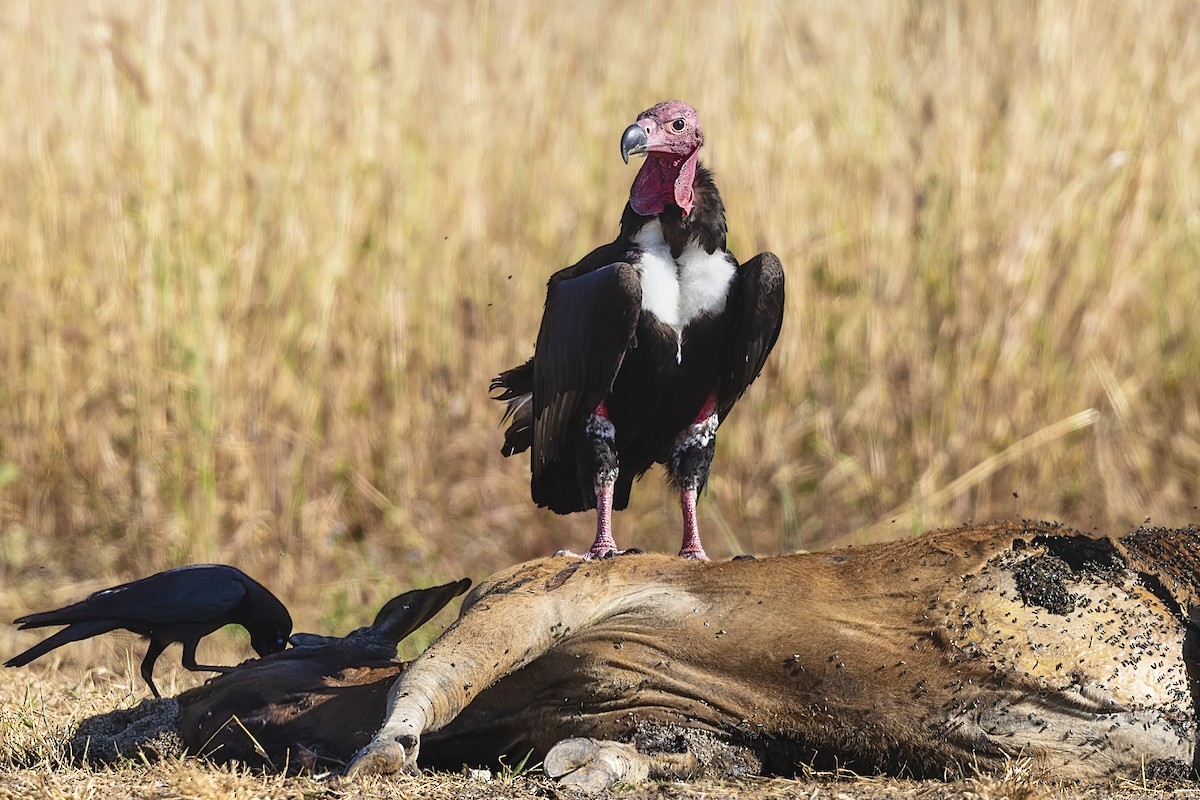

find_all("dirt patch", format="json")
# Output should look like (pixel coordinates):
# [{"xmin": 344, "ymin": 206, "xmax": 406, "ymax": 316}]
[
  {"xmin": 66, "ymin": 697, "xmax": 183, "ymax": 766},
  {"xmin": 633, "ymin": 722, "xmax": 763, "ymax": 780}
]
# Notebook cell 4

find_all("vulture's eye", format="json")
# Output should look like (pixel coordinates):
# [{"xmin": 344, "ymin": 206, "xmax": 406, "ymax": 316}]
[{"xmin": 671, "ymin": 118, "xmax": 686, "ymax": 132}]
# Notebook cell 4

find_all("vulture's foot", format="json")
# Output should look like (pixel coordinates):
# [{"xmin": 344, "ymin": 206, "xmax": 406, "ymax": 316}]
[{"xmin": 552, "ymin": 547, "xmax": 642, "ymax": 560}]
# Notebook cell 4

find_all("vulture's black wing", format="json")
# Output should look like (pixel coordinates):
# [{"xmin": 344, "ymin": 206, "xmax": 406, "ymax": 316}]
[
  {"xmin": 532, "ymin": 259, "xmax": 642, "ymax": 480},
  {"xmin": 491, "ymin": 358, "xmax": 534, "ymax": 457},
  {"xmin": 717, "ymin": 252, "xmax": 785, "ymax": 421}
]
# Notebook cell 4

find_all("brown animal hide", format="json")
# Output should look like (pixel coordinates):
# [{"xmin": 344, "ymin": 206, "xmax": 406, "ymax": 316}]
[
  {"xmin": 350, "ymin": 521, "xmax": 1199, "ymax": 785},
  {"xmin": 158, "ymin": 521, "xmax": 1198, "ymax": 788},
  {"xmin": 175, "ymin": 578, "xmax": 469, "ymax": 770}
]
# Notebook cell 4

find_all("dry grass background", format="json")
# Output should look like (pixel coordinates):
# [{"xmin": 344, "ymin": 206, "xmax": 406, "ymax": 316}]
[{"xmin": 1, "ymin": 0, "xmax": 1199, "ymax": 795}]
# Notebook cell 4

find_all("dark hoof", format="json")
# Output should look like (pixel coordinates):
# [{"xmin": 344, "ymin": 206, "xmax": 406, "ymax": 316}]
[{"xmin": 732, "ymin": 554, "xmax": 757, "ymax": 561}]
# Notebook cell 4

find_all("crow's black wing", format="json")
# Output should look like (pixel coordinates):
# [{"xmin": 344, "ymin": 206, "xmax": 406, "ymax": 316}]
[{"xmin": 15, "ymin": 565, "xmax": 248, "ymax": 628}]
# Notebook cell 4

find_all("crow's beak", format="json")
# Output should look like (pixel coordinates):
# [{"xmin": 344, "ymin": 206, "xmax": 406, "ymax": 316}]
[{"xmin": 621, "ymin": 123, "xmax": 648, "ymax": 164}]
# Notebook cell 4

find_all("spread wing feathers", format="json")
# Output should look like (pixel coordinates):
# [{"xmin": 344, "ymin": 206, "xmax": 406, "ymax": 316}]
[
  {"xmin": 490, "ymin": 359, "xmax": 534, "ymax": 457},
  {"xmin": 717, "ymin": 252, "xmax": 785, "ymax": 421},
  {"xmin": 14, "ymin": 566, "xmax": 248, "ymax": 628},
  {"xmin": 532, "ymin": 263, "xmax": 642, "ymax": 476}
]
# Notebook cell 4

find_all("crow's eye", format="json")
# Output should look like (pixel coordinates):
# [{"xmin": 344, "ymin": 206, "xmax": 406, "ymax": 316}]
[{"xmin": 671, "ymin": 118, "xmax": 686, "ymax": 132}]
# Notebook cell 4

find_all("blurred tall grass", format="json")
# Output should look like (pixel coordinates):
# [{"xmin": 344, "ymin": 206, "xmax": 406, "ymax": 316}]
[{"xmin": 1, "ymin": 0, "xmax": 1198, "ymax": 649}]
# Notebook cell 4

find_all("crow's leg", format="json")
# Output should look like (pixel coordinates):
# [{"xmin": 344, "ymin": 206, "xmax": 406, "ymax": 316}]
[
  {"xmin": 180, "ymin": 637, "xmax": 232, "ymax": 675},
  {"xmin": 139, "ymin": 638, "xmax": 168, "ymax": 698}
]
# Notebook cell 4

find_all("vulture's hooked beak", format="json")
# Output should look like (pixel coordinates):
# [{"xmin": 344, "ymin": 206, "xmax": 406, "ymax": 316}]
[{"xmin": 621, "ymin": 123, "xmax": 648, "ymax": 164}]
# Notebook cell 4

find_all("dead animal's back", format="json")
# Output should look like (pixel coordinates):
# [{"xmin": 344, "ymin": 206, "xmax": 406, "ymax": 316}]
[{"xmin": 429, "ymin": 522, "xmax": 1197, "ymax": 779}]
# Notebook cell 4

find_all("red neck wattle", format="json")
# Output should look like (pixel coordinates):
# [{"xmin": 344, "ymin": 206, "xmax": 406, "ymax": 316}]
[{"xmin": 629, "ymin": 150, "xmax": 698, "ymax": 217}]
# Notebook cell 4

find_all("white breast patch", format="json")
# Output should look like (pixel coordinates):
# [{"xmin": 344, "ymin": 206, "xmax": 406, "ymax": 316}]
[
  {"xmin": 632, "ymin": 221, "xmax": 681, "ymax": 328},
  {"xmin": 632, "ymin": 220, "xmax": 736, "ymax": 346},
  {"xmin": 677, "ymin": 246, "xmax": 736, "ymax": 325}
]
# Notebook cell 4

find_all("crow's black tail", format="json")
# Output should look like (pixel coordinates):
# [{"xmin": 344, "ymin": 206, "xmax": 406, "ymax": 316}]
[{"xmin": 4, "ymin": 620, "xmax": 116, "ymax": 668}]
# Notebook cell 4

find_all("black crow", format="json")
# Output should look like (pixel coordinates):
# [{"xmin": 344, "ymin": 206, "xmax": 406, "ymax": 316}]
[{"xmin": 5, "ymin": 564, "xmax": 292, "ymax": 697}]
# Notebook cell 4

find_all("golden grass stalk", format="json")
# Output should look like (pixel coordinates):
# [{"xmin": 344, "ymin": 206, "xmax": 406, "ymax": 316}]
[{"xmin": 0, "ymin": 1, "xmax": 1196, "ymax": 645}]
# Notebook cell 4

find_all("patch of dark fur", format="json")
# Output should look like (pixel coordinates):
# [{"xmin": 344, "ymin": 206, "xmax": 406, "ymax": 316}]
[
  {"xmin": 1137, "ymin": 570, "xmax": 1187, "ymax": 625},
  {"xmin": 1185, "ymin": 626, "xmax": 1200, "ymax": 777},
  {"xmin": 1034, "ymin": 534, "xmax": 1124, "ymax": 579},
  {"xmin": 632, "ymin": 722, "xmax": 762, "ymax": 780},
  {"xmin": 1120, "ymin": 525, "xmax": 1200, "ymax": 623}
]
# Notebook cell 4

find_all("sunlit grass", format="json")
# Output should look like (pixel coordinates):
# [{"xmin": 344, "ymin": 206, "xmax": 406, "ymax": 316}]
[{"xmin": 1, "ymin": 0, "xmax": 1198, "ymax": 668}]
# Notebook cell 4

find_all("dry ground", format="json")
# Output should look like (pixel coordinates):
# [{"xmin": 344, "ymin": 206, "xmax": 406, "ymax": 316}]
[
  {"xmin": 2, "ymin": 670, "xmax": 1196, "ymax": 800},
  {"xmin": 2, "ymin": 0, "xmax": 1200, "ymax": 797}
]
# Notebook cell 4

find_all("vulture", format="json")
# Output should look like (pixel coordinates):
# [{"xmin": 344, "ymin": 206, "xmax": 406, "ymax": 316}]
[{"xmin": 492, "ymin": 101, "xmax": 785, "ymax": 561}]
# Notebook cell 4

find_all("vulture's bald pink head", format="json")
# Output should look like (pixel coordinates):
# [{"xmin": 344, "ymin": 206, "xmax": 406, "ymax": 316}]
[{"xmin": 620, "ymin": 101, "xmax": 704, "ymax": 217}]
